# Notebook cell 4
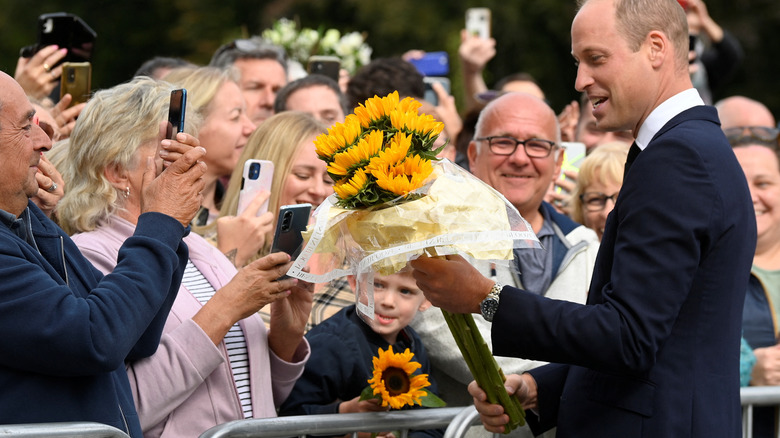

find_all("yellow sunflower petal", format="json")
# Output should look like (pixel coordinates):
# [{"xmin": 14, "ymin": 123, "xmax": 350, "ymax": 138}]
[
  {"xmin": 315, "ymin": 114, "xmax": 364, "ymax": 160},
  {"xmin": 333, "ymin": 169, "xmax": 369, "ymax": 200},
  {"xmin": 354, "ymin": 92, "xmax": 400, "ymax": 127}
]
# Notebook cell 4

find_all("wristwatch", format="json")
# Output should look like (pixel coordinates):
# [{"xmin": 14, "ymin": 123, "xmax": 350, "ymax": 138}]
[{"xmin": 480, "ymin": 282, "xmax": 502, "ymax": 322}]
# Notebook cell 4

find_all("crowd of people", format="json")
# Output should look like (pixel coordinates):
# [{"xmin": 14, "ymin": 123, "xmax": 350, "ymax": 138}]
[{"xmin": 1, "ymin": 0, "xmax": 778, "ymax": 437}]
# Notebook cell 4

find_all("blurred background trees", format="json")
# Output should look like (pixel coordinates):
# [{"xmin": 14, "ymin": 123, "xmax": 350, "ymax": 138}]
[{"xmin": 1, "ymin": 0, "xmax": 778, "ymax": 116}]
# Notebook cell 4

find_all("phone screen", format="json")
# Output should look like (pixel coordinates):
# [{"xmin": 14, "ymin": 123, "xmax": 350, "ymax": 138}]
[{"xmin": 166, "ymin": 89, "xmax": 187, "ymax": 140}]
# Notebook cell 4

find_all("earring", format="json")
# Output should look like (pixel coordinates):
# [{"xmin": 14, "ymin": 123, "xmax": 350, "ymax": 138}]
[{"xmin": 124, "ymin": 187, "xmax": 131, "ymax": 198}]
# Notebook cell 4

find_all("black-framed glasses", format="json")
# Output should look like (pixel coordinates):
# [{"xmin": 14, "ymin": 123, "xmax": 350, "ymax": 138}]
[
  {"xmin": 579, "ymin": 192, "xmax": 619, "ymax": 211},
  {"xmin": 724, "ymin": 126, "xmax": 779, "ymax": 147},
  {"xmin": 475, "ymin": 136, "xmax": 557, "ymax": 158}
]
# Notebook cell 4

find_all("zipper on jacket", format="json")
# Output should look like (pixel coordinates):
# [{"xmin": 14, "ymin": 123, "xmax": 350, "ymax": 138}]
[
  {"xmin": 59, "ymin": 236, "xmax": 69, "ymax": 285},
  {"xmin": 118, "ymin": 402, "xmax": 131, "ymax": 435}
]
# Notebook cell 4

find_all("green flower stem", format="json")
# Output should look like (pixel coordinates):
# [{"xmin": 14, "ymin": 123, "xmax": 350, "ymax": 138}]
[{"xmin": 441, "ymin": 310, "xmax": 526, "ymax": 433}]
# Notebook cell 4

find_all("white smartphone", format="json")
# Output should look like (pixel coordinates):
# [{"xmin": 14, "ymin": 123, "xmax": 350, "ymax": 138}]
[
  {"xmin": 562, "ymin": 142, "xmax": 587, "ymax": 170},
  {"xmin": 556, "ymin": 142, "xmax": 586, "ymax": 195},
  {"xmin": 466, "ymin": 8, "xmax": 491, "ymax": 39},
  {"xmin": 237, "ymin": 159, "xmax": 274, "ymax": 216}
]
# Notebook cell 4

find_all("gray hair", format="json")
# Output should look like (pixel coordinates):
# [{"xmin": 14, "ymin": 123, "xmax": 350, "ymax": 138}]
[{"xmin": 209, "ymin": 36, "xmax": 287, "ymax": 73}]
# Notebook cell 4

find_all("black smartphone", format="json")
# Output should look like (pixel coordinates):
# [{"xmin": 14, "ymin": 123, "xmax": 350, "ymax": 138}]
[
  {"xmin": 423, "ymin": 77, "xmax": 451, "ymax": 106},
  {"xmin": 166, "ymin": 89, "xmax": 187, "ymax": 140},
  {"xmin": 60, "ymin": 62, "xmax": 91, "ymax": 107},
  {"xmin": 307, "ymin": 56, "xmax": 341, "ymax": 82},
  {"xmin": 271, "ymin": 204, "xmax": 312, "ymax": 260},
  {"xmin": 20, "ymin": 13, "xmax": 96, "ymax": 68}
]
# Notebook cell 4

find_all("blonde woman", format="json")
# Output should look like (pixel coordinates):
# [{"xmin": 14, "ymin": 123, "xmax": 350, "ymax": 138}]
[
  {"xmin": 569, "ymin": 141, "xmax": 630, "ymax": 241},
  {"xmin": 220, "ymin": 111, "xmax": 333, "ymax": 261},
  {"xmin": 57, "ymin": 77, "xmax": 312, "ymax": 438},
  {"xmin": 164, "ymin": 66, "xmax": 273, "ymax": 267}
]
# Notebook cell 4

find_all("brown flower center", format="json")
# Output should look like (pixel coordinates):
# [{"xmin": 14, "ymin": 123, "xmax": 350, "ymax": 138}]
[{"xmin": 382, "ymin": 366, "xmax": 411, "ymax": 396}]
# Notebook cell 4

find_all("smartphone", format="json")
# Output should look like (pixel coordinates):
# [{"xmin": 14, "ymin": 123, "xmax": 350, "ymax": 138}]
[
  {"xmin": 271, "ymin": 204, "xmax": 312, "ymax": 260},
  {"xmin": 60, "ymin": 62, "xmax": 91, "ymax": 106},
  {"xmin": 20, "ymin": 13, "xmax": 96, "ymax": 67},
  {"xmin": 423, "ymin": 77, "xmax": 451, "ymax": 107},
  {"xmin": 466, "ymin": 8, "xmax": 491, "ymax": 39},
  {"xmin": 166, "ymin": 89, "xmax": 187, "ymax": 140},
  {"xmin": 307, "ymin": 56, "xmax": 341, "ymax": 82},
  {"xmin": 556, "ymin": 142, "xmax": 586, "ymax": 195},
  {"xmin": 562, "ymin": 142, "xmax": 587, "ymax": 170},
  {"xmin": 408, "ymin": 51, "xmax": 449, "ymax": 77},
  {"xmin": 237, "ymin": 159, "xmax": 275, "ymax": 216}
]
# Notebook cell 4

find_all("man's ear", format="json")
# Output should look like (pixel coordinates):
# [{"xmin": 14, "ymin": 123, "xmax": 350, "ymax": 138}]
[
  {"xmin": 552, "ymin": 146, "xmax": 565, "ymax": 181},
  {"xmin": 347, "ymin": 275, "xmax": 357, "ymax": 291},
  {"xmin": 467, "ymin": 141, "xmax": 479, "ymax": 170},
  {"xmin": 646, "ymin": 30, "xmax": 668, "ymax": 69}
]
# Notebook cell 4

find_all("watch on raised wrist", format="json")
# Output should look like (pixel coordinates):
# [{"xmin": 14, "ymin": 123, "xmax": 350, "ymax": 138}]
[{"xmin": 480, "ymin": 282, "xmax": 502, "ymax": 322}]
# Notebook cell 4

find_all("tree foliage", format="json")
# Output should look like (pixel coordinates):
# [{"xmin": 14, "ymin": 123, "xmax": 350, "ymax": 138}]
[{"xmin": 0, "ymin": 0, "xmax": 778, "ymax": 116}]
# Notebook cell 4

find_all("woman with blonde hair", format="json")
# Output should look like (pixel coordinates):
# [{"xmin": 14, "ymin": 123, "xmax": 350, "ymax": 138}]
[
  {"xmin": 57, "ymin": 76, "xmax": 312, "ymax": 438},
  {"xmin": 164, "ymin": 66, "xmax": 268, "ymax": 264},
  {"xmin": 568, "ymin": 141, "xmax": 630, "ymax": 241},
  {"xmin": 220, "ymin": 111, "xmax": 333, "ymax": 261}
]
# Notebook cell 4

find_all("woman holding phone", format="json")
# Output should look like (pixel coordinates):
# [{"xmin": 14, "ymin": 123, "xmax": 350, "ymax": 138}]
[
  {"xmin": 56, "ymin": 77, "xmax": 312, "ymax": 438},
  {"xmin": 219, "ymin": 111, "xmax": 333, "ymax": 263},
  {"xmin": 163, "ymin": 66, "xmax": 270, "ymax": 266}
]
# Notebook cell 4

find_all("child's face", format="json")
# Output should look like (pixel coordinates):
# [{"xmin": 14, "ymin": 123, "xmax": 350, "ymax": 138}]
[{"xmin": 364, "ymin": 272, "xmax": 430, "ymax": 345}]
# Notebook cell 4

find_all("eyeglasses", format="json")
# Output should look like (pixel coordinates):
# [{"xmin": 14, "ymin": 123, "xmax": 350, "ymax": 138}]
[
  {"xmin": 579, "ymin": 192, "xmax": 619, "ymax": 211},
  {"xmin": 724, "ymin": 126, "xmax": 779, "ymax": 146},
  {"xmin": 475, "ymin": 136, "xmax": 557, "ymax": 158}
]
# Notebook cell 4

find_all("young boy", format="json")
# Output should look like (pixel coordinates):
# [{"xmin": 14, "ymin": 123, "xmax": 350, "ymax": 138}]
[{"xmin": 279, "ymin": 269, "xmax": 443, "ymax": 438}]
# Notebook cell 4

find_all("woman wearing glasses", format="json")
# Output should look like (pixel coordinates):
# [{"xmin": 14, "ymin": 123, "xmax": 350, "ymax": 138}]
[{"xmin": 569, "ymin": 142, "xmax": 630, "ymax": 241}]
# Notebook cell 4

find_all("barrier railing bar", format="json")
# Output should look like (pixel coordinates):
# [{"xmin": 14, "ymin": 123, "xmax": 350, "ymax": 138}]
[
  {"xmin": 199, "ymin": 407, "xmax": 467, "ymax": 438},
  {"xmin": 0, "ymin": 422, "xmax": 129, "ymax": 437}
]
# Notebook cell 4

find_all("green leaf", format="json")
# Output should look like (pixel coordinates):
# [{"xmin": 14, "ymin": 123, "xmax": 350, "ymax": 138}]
[
  {"xmin": 359, "ymin": 384, "xmax": 382, "ymax": 402},
  {"xmin": 419, "ymin": 389, "xmax": 447, "ymax": 407}
]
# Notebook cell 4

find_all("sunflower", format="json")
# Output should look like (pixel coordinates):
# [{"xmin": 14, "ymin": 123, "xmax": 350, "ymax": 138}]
[
  {"xmin": 315, "ymin": 114, "xmax": 364, "ymax": 162},
  {"xmin": 390, "ymin": 110, "xmax": 445, "ymax": 140},
  {"xmin": 367, "ymin": 346, "xmax": 431, "ymax": 409},
  {"xmin": 372, "ymin": 156, "xmax": 433, "ymax": 197},
  {"xmin": 333, "ymin": 168, "xmax": 369, "ymax": 199},
  {"xmin": 327, "ymin": 129, "xmax": 385, "ymax": 179}
]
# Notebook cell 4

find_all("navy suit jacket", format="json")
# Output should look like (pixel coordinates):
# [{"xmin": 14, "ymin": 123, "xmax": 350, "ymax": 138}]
[{"xmin": 491, "ymin": 105, "xmax": 756, "ymax": 437}]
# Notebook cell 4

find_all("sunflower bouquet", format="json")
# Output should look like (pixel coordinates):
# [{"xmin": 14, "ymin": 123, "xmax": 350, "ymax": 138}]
[{"xmin": 287, "ymin": 91, "xmax": 537, "ymax": 432}]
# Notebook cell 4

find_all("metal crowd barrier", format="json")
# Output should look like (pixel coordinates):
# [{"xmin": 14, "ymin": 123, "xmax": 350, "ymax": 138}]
[
  {"xmin": 741, "ymin": 386, "xmax": 780, "ymax": 438},
  {"xmin": 199, "ymin": 407, "xmax": 469, "ymax": 438},
  {"xmin": 0, "ymin": 422, "xmax": 129, "ymax": 437},
  {"xmin": 2, "ymin": 387, "xmax": 779, "ymax": 438}
]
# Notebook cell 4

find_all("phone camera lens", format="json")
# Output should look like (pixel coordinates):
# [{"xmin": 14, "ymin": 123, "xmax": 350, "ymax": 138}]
[
  {"xmin": 281, "ymin": 211, "xmax": 292, "ymax": 231},
  {"xmin": 249, "ymin": 162, "xmax": 261, "ymax": 179}
]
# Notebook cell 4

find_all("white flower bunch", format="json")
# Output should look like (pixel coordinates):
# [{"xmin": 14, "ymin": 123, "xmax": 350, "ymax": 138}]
[{"xmin": 262, "ymin": 18, "xmax": 372, "ymax": 74}]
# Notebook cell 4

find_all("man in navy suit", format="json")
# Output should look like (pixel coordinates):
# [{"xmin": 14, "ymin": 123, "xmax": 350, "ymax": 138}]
[{"xmin": 409, "ymin": 0, "xmax": 756, "ymax": 436}]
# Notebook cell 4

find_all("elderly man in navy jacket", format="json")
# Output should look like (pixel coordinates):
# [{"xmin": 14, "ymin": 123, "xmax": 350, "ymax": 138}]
[
  {"xmin": 410, "ymin": 0, "xmax": 755, "ymax": 436},
  {"xmin": 0, "ymin": 71, "xmax": 207, "ymax": 437}
]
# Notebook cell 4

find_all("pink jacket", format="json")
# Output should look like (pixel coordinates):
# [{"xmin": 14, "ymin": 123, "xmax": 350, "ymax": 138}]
[{"xmin": 72, "ymin": 216, "xmax": 310, "ymax": 438}]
